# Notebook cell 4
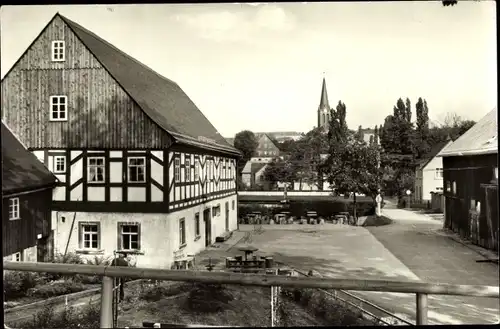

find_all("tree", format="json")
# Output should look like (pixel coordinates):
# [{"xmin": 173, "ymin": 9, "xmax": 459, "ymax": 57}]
[
  {"xmin": 369, "ymin": 135, "xmax": 374, "ymax": 146},
  {"xmin": 355, "ymin": 125, "xmax": 364, "ymax": 142},
  {"xmin": 442, "ymin": 0, "xmax": 457, "ymax": 6},
  {"xmin": 324, "ymin": 136, "xmax": 381, "ymax": 219},
  {"xmin": 233, "ymin": 130, "xmax": 259, "ymax": 174},
  {"xmin": 415, "ymin": 97, "xmax": 431, "ymax": 158},
  {"xmin": 288, "ymin": 127, "xmax": 328, "ymax": 190},
  {"xmin": 263, "ymin": 158, "xmax": 294, "ymax": 188}
]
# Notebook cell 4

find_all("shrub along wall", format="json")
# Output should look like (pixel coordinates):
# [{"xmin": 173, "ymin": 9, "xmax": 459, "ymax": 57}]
[{"xmin": 239, "ymin": 199, "xmax": 376, "ymax": 218}]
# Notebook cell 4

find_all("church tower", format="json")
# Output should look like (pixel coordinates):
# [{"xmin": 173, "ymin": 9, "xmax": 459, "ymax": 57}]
[{"xmin": 317, "ymin": 77, "xmax": 330, "ymax": 131}]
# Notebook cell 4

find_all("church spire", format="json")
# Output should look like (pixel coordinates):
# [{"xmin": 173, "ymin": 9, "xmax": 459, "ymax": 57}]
[{"xmin": 318, "ymin": 77, "xmax": 330, "ymax": 110}]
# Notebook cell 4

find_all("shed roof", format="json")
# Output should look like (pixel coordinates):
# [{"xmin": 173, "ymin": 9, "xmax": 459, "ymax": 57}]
[
  {"xmin": 438, "ymin": 108, "xmax": 498, "ymax": 157},
  {"xmin": 57, "ymin": 14, "xmax": 240, "ymax": 157},
  {"xmin": 2, "ymin": 122, "xmax": 57, "ymax": 197}
]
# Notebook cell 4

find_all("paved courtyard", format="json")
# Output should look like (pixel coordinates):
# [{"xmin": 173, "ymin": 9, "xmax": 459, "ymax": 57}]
[{"xmin": 236, "ymin": 218, "xmax": 499, "ymax": 325}]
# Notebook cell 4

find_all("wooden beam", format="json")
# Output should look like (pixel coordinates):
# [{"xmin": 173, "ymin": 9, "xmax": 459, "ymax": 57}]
[{"xmin": 3, "ymin": 262, "xmax": 499, "ymax": 298}]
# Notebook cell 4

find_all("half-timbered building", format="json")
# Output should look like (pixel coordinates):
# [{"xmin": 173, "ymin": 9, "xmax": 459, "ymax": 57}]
[
  {"xmin": 1, "ymin": 13, "xmax": 241, "ymax": 268},
  {"xmin": 2, "ymin": 122, "xmax": 58, "ymax": 262}
]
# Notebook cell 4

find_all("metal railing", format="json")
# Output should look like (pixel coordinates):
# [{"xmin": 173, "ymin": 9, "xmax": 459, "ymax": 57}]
[{"xmin": 4, "ymin": 261, "xmax": 499, "ymax": 328}]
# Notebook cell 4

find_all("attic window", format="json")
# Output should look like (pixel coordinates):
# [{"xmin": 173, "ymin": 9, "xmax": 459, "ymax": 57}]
[
  {"xmin": 51, "ymin": 40, "xmax": 65, "ymax": 62},
  {"xmin": 50, "ymin": 96, "xmax": 67, "ymax": 121}
]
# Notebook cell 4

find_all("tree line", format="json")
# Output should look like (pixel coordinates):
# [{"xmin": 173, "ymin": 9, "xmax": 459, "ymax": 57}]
[{"xmin": 231, "ymin": 97, "xmax": 475, "ymax": 203}]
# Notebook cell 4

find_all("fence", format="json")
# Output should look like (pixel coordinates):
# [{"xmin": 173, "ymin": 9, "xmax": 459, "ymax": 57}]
[{"xmin": 4, "ymin": 261, "xmax": 499, "ymax": 328}]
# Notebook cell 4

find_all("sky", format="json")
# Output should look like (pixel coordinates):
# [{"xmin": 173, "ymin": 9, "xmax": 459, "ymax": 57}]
[{"xmin": 1, "ymin": 2, "xmax": 497, "ymax": 138}]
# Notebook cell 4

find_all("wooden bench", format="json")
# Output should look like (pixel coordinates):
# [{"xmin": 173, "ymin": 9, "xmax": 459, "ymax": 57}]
[
  {"xmin": 173, "ymin": 255, "xmax": 195, "ymax": 270},
  {"xmin": 215, "ymin": 231, "xmax": 233, "ymax": 243}
]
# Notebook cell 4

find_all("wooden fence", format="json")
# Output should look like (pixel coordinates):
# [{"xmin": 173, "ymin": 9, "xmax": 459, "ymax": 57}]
[{"xmin": 3, "ymin": 261, "xmax": 499, "ymax": 328}]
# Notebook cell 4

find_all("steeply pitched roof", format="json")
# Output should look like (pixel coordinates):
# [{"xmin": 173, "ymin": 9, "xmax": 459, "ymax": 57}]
[
  {"xmin": 318, "ymin": 78, "xmax": 330, "ymax": 110},
  {"xmin": 241, "ymin": 161, "xmax": 267, "ymax": 175},
  {"xmin": 225, "ymin": 138, "xmax": 235, "ymax": 146},
  {"xmin": 417, "ymin": 140, "xmax": 452, "ymax": 170},
  {"xmin": 438, "ymin": 108, "xmax": 498, "ymax": 157},
  {"xmin": 57, "ymin": 14, "xmax": 240, "ymax": 157},
  {"xmin": 2, "ymin": 122, "xmax": 57, "ymax": 197}
]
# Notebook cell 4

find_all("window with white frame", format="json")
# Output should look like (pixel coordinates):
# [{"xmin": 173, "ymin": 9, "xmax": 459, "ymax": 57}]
[
  {"xmin": 88, "ymin": 157, "xmax": 105, "ymax": 183},
  {"xmin": 194, "ymin": 159, "xmax": 199, "ymax": 181},
  {"xmin": 185, "ymin": 158, "xmax": 191, "ymax": 182},
  {"xmin": 51, "ymin": 40, "xmax": 65, "ymax": 61},
  {"xmin": 80, "ymin": 222, "xmax": 100, "ymax": 249},
  {"xmin": 174, "ymin": 158, "xmax": 180, "ymax": 182},
  {"xmin": 50, "ymin": 96, "xmax": 67, "ymax": 121},
  {"xmin": 179, "ymin": 218, "xmax": 186, "ymax": 246},
  {"xmin": 54, "ymin": 156, "xmax": 66, "ymax": 173},
  {"xmin": 446, "ymin": 181, "xmax": 451, "ymax": 192},
  {"xmin": 12, "ymin": 252, "xmax": 21, "ymax": 262},
  {"xmin": 212, "ymin": 204, "xmax": 221, "ymax": 217},
  {"xmin": 119, "ymin": 223, "xmax": 140, "ymax": 251},
  {"xmin": 9, "ymin": 198, "xmax": 20, "ymax": 220},
  {"xmin": 128, "ymin": 157, "xmax": 146, "ymax": 183},
  {"xmin": 435, "ymin": 168, "xmax": 443, "ymax": 179}
]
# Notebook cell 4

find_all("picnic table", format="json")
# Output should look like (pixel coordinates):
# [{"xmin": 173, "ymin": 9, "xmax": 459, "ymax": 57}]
[{"xmin": 238, "ymin": 245, "xmax": 259, "ymax": 261}]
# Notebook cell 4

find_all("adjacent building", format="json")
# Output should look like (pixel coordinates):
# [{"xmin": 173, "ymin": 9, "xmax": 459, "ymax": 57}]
[
  {"xmin": 414, "ymin": 139, "xmax": 453, "ymax": 203},
  {"xmin": 1, "ymin": 13, "xmax": 241, "ymax": 268},
  {"xmin": 241, "ymin": 162, "xmax": 270, "ymax": 190},
  {"xmin": 438, "ymin": 108, "xmax": 498, "ymax": 251},
  {"xmin": 2, "ymin": 123, "xmax": 58, "ymax": 262}
]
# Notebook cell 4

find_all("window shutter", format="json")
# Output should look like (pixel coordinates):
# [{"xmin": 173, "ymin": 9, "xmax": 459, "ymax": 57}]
[
  {"xmin": 78, "ymin": 223, "xmax": 83, "ymax": 249},
  {"xmin": 117, "ymin": 222, "xmax": 123, "ymax": 251},
  {"xmin": 136, "ymin": 222, "xmax": 142, "ymax": 250}
]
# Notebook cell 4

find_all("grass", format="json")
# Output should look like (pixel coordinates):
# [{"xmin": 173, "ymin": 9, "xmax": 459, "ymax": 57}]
[{"xmin": 361, "ymin": 215, "xmax": 393, "ymax": 227}]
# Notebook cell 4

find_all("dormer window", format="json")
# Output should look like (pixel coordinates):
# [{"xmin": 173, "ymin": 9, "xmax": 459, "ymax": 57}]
[
  {"xmin": 50, "ymin": 96, "xmax": 67, "ymax": 121},
  {"xmin": 51, "ymin": 41, "xmax": 65, "ymax": 62}
]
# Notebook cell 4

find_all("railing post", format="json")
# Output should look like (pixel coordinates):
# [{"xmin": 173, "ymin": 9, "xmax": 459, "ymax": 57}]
[
  {"xmin": 100, "ymin": 276, "xmax": 114, "ymax": 328},
  {"xmin": 416, "ymin": 293, "xmax": 428, "ymax": 325}
]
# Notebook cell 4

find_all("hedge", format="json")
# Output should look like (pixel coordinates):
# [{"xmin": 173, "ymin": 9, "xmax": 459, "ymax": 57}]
[{"xmin": 239, "ymin": 199, "xmax": 376, "ymax": 218}]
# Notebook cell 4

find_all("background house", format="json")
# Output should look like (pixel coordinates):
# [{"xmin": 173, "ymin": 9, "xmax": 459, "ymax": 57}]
[
  {"xmin": 438, "ymin": 108, "xmax": 498, "ymax": 251},
  {"xmin": 241, "ymin": 162, "xmax": 269, "ymax": 190},
  {"xmin": 414, "ymin": 139, "xmax": 453, "ymax": 203},
  {"xmin": 2, "ymin": 122, "xmax": 58, "ymax": 262},
  {"xmin": 1, "ymin": 13, "xmax": 241, "ymax": 269}
]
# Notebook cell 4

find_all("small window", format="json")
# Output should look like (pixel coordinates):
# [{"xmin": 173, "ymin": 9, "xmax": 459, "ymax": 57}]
[
  {"xmin": 12, "ymin": 252, "xmax": 21, "ymax": 262},
  {"xmin": 49, "ymin": 96, "xmax": 67, "ymax": 121},
  {"xmin": 436, "ymin": 187, "xmax": 443, "ymax": 191},
  {"xmin": 232, "ymin": 200, "xmax": 235, "ymax": 210},
  {"xmin": 119, "ymin": 223, "xmax": 140, "ymax": 251},
  {"xmin": 128, "ymin": 157, "xmax": 146, "ymax": 183},
  {"xmin": 80, "ymin": 222, "xmax": 100, "ymax": 249},
  {"xmin": 51, "ymin": 40, "xmax": 65, "ymax": 61},
  {"xmin": 174, "ymin": 158, "xmax": 180, "ymax": 182},
  {"xmin": 194, "ymin": 159, "xmax": 200, "ymax": 181},
  {"xmin": 185, "ymin": 158, "xmax": 191, "ymax": 182},
  {"xmin": 435, "ymin": 168, "xmax": 443, "ymax": 179},
  {"xmin": 88, "ymin": 157, "xmax": 105, "ymax": 183},
  {"xmin": 446, "ymin": 181, "xmax": 451, "ymax": 192},
  {"xmin": 194, "ymin": 213, "xmax": 200, "ymax": 238},
  {"xmin": 179, "ymin": 218, "xmax": 186, "ymax": 246},
  {"xmin": 212, "ymin": 204, "xmax": 221, "ymax": 217},
  {"xmin": 452, "ymin": 181, "xmax": 457, "ymax": 195},
  {"xmin": 54, "ymin": 156, "xmax": 66, "ymax": 173},
  {"xmin": 9, "ymin": 198, "xmax": 20, "ymax": 220}
]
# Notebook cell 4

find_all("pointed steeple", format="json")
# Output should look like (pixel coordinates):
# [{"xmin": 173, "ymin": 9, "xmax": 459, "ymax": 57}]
[{"xmin": 318, "ymin": 77, "xmax": 330, "ymax": 110}]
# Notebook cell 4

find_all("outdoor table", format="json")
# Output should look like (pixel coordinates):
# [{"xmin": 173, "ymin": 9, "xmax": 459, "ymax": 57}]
[{"xmin": 238, "ymin": 246, "xmax": 259, "ymax": 261}]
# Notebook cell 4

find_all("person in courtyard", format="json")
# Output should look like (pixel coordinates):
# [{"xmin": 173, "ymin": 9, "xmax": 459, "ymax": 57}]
[{"xmin": 111, "ymin": 252, "xmax": 129, "ymax": 302}]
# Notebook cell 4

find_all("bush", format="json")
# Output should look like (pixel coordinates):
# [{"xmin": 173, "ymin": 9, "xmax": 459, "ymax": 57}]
[
  {"xmin": 46, "ymin": 253, "xmax": 85, "ymax": 282},
  {"xmin": 184, "ymin": 282, "xmax": 233, "ymax": 313},
  {"xmin": 75, "ymin": 256, "xmax": 112, "ymax": 284},
  {"xmin": 27, "ymin": 281, "xmax": 87, "ymax": 298},
  {"xmin": 20, "ymin": 302, "xmax": 100, "ymax": 329},
  {"xmin": 4, "ymin": 271, "xmax": 48, "ymax": 299}
]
